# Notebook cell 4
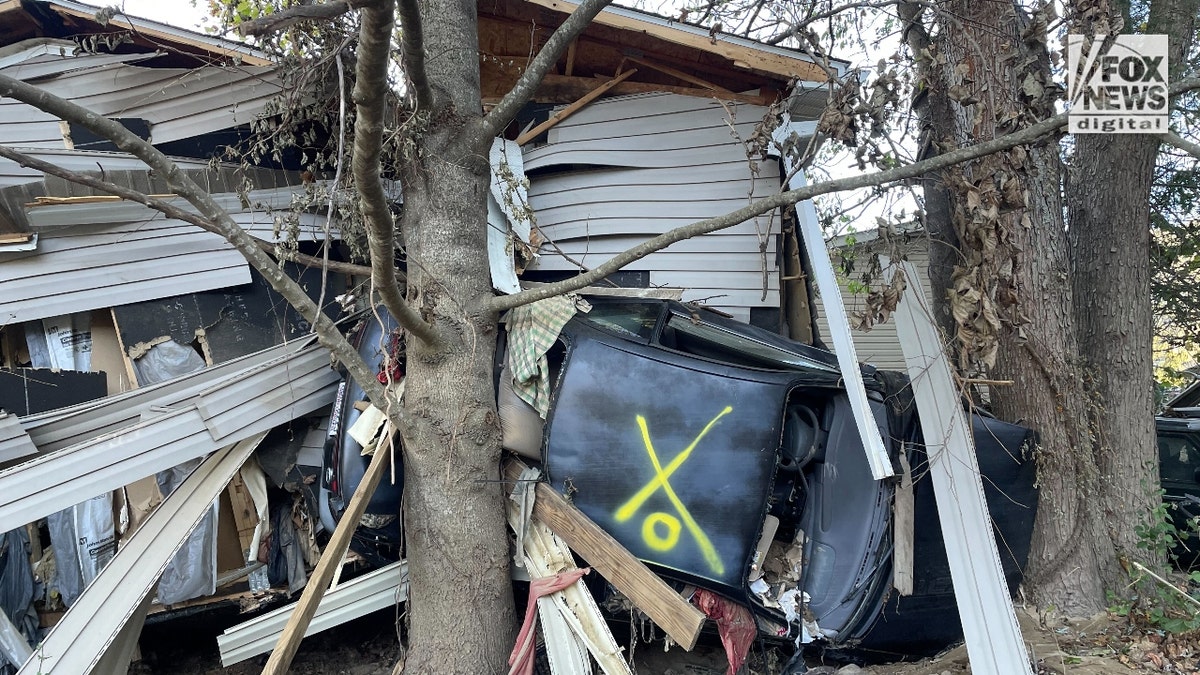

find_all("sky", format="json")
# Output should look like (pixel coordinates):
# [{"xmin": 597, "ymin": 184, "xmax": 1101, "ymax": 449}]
[{"xmin": 117, "ymin": 0, "xmax": 208, "ymax": 31}]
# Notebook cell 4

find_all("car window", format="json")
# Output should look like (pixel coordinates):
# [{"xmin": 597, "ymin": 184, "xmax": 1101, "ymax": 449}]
[
  {"xmin": 662, "ymin": 312, "xmax": 839, "ymax": 373},
  {"xmin": 1159, "ymin": 433, "xmax": 1200, "ymax": 484},
  {"xmin": 577, "ymin": 301, "xmax": 661, "ymax": 341}
]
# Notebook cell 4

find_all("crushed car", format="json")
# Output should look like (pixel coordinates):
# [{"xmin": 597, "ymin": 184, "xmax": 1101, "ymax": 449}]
[{"xmin": 322, "ymin": 298, "xmax": 1039, "ymax": 658}]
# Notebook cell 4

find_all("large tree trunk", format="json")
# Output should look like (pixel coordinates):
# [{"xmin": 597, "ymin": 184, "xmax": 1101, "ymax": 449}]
[
  {"xmin": 396, "ymin": 0, "xmax": 518, "ymax": 670},
  {"xmin": 1067, "ymin": 0, "xmax": 1198, "ymax": 568},
  {"xmin": 908, "ymin": 0, "xmax": 1116, "ymax": 614}
]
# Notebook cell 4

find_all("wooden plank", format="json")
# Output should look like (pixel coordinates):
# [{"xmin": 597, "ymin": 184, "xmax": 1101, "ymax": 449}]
[
  {"xmin": 261, "ymin": 425, "xmax": 395, "ymax": 674},
  {"xmin": 885, "ymin": 258, "xmax": 1032, "ymax": 675},
  {"xmin": 503, "ymin": 459, "xmax": 705, "ymax": 651},
  {"xmin": 622, "ymin": 55, "xmax": 734, "ymax": 94},
  {"xmin": 228, "ymin": 472, "xmax": 259, "ymax": 558},
  {"xmin": 521, "ymin": 0, "xmax": 829, "ymax": 82},
  {"xmin": 892, "ymin": 450, "xmax": 914, "ymax": 596},
  {"xmin": 517, "ymin": 69, "xmax": 638, "ymax": 145},
  {"xmin": 0, "ymin": 231, "xmax": 32, "ymax": 244},
  {"xmin": 564, "ymin": 39, "xmax": 578, "ymax": 77},
  {"xmin": 536, "ymin": 74, "xmax": 772, "ymax": 106}
]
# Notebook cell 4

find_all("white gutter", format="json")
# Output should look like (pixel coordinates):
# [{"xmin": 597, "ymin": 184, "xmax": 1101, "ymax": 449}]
[{"xmin": 885, "ymin": 257, "xmax": 1032, "ymax": 675}]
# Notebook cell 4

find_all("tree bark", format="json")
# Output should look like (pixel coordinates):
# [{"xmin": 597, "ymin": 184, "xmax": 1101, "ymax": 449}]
[
  {"xmin": 1067, "ymin": 0, "xmax": 1199, "ymax": 569},
  {"xmin": 393, "ymin": 0, "xmax": 517, "ymax": 670},
  {"xmin": 907, "ymin": 0, "xmax": 1115, "ymax": 614}
]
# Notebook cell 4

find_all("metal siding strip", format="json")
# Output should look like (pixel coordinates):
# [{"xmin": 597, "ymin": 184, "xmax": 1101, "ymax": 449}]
[
  {"xmin": 4, "ymin": 345, "xmax": 328, "ymax": 526},
  {"xmin": 529, "ymin": 234, "xmax": 778, "ymax": 256},
  {"xmin": 30, "ymin": 186, "xmax": 322, "ymax": 225},
  {"xmin": 15, "ymin": 433, "xmax": 268, "ymax": 675},
  {"xmin": 527, "ymin": 162, "xmax": 776, "ymax": 193},
  {"xmin": 0, "ymin": 414, "xmax": 36, "ymax": 463},
  {"xmin": 525, "ymin": 145, "xmax": 761, "ymax": 171},
  {"xmin": 20, "ymin": 341, "xmax": 307, "ymax": 452},
  {"xmin": 198, "ymin": 371, "xmax": 339, "ymax": 443},
  {"xmin": 885, "ymin": 258, "xmax": 1032, "ymax": 675},
  {"xmin": 192, "ymin": 347, "xmax": 330, "ymax": 419},
  {"xmin": 0, "ymin": 262, "xmax": 250, "ymax": 324},
  {"xmin": 217, "ymin": 561, "xmax": 409, "ymax": 666},
  {"xmin": 0, "ymin": 407, "xmax": 211, "ymax": 528},
  {"xmin": 527, "ymin": 179, "xmax": 776, "ymax": 211},
  {"xmin": 1, "ymin": 52, "xmax": 154, "ymax": 80},
  {"xmin": 529, "ymin": 216, "xmax": 775, "ymax": 240},
  {"xmin": 533, "ymin": 251, "xmax": 777, "ymax": 272}
]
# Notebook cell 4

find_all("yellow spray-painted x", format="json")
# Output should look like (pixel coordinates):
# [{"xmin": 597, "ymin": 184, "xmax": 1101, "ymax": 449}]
[{"xmin": 614, "ymin": 406, "xmax": 733, "ymax": 576}]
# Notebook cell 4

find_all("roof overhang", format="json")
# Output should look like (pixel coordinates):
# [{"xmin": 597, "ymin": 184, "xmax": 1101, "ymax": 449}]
[{"xmin": 0, "ymin": 0, "xmax": 272, "ymax": 66}]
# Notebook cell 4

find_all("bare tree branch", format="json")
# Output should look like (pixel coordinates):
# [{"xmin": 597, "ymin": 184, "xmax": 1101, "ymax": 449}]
[
  {"xmin": 0, "ymin": 145, "xmax": 388, "ymax": 280},
  {"xmin": 351, "ymin": 0, "xmax": 442, "ymax": 346},
  {"xmin": 471, "ymin": 0, "xmax": 614, "ymax": 143},
  {"xmin": 396, "ymin": 0, "xmax": 432, "ymax": 110},
  {"xmin": 0, "ymin": 73, "xmax": 393, "ymax": 405},
  {"xmin": 490, "ymin": 75, "xmax": 1200, "ymax": 312},
  {"xmin": 1165, "ymin": 131, "xmax": 1200, "ymax": 161},
  {"xmin": 237, "ymin": 1, "xmax": 352, "ymax": 37}
]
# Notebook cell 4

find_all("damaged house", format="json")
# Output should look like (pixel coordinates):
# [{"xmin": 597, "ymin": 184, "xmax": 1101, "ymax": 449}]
[{"xmin": 0, "ymin": 1, "xmax": 1039, "ymax": 674}]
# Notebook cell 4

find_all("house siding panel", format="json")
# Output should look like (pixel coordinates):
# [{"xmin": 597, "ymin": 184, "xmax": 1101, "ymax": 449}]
[{"xmin": 525, "ymin": 92, "xmax": 781, "ymax": 318}]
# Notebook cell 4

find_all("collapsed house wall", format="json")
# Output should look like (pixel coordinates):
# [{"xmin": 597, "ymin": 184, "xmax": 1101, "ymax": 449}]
[{"xmin": 522, "ymin": 92, "xmax": 794, "ymax": 324}]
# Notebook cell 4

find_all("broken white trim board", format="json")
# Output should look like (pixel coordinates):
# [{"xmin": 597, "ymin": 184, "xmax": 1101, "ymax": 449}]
[
  {"xmin": 883, "ymin": 258, "xmax": 1032, "ymax": 675},
  {"xmin": 506, "ymin": 489, "xmax": 629, "ymax": 675},
  {"xmin": 772, "ymin": 132, "xmax": 892, "ymax": 479},
  {"xmin": 217, "ymin": 561, "xmax": 409, "ymax": 666},
  {"xmin": 16, "ymin": 432, "xmax": 268, "ymax": 675}
]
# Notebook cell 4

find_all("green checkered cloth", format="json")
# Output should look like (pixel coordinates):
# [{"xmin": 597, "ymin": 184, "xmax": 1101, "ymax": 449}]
[{"xmin": 504, "ymin": 295, "xmax": 581, "ymax": 418}]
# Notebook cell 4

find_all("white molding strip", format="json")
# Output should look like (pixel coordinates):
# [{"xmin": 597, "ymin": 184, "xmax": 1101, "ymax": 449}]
[
  {"xmin": 16, "ymin": 433, "xmax": 268, "ymax": 675},
  {"xmin": 884, "ymin": 258, "xmax": 1032, "ymax": 675},
  {"xmin": 217, "ymin": 560, "xmax": 409, "ymax": 667},
  {"xmin": 773, "ymin": 127, "xmax": 893, "ymax": 479}
]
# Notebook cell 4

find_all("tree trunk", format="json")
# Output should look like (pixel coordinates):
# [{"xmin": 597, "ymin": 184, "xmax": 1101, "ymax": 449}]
[
  {"xmin": 1067, "ymin": 0, "xmax": 1199, "ymax": 569},
  {"xmin": 396, "ymin": 0, "xmax": 518, "ymax": 670},
  {"xmin": 909, "ymin": 0, "xmax": 1115, "ymax": 614}
]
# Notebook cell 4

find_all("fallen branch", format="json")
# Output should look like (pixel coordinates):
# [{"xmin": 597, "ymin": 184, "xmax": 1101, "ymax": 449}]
[
  {"xmin": 237, "ymin": 1, "xmax": 352, "ymax": 37},
  {"xmin": 1165, "ymin": 131, "xmax": 1200, "ymax": 161},
  {"xmin": 1130, "ymin": 560, "xmax": 1200, "ymax": 612},
  {"xmin": 350, "ymin": 0, "xmax": 440, "ymax": 347}
]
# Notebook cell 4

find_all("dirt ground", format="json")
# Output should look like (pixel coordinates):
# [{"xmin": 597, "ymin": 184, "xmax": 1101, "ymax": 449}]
[{"xmin": 132, "ymin": 605, "xmax": 1198, "ymax": 675}]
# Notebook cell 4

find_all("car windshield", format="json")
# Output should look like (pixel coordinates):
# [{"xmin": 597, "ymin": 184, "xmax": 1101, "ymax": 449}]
[
  {"xmin": 577, "ymin": 301, "xmax": 661, "ymax": 341},
  {"xmin": 664, "ymin": 312, "xmax": 840, "ymax": 373}
]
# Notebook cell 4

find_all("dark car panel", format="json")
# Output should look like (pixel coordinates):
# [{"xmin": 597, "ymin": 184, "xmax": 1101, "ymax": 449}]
[
  {"xmin": 319, "ymin": 310, "xmax": 405, "ymax": 563},
  {"xmin": 331, "ymin": 300, "xmax": 1039, "ymax": 656},
  {"xmin": 800, "ymin": 396, "xmax": 895, "ymax": 641},
  {"xmin": 856, "ymin": 414, "xmax": 1037, "ymax": 656}
]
